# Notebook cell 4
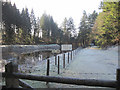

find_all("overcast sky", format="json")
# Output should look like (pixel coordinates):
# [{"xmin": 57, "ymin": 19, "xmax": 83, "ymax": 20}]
[{"xmin": 11, "ymin": 0, "xmax": 102, "ymax": 29}]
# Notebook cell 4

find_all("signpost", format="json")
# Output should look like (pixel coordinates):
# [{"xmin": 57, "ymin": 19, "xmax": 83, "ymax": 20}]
[
  {"xmin": 61, "ymin": 44, "xmax": 72, "ymax": 65},
  {"xmin": 51, "ymin": 44, "xmax": 73, "ymax": 74},
  {"xmin": 52, "ymin": 49, "xmax": 60, "ymax": 54},
  {"xmin": 52, "ymin": 44, "xmax": 72, "ymax": 53},
  {"xmin": 61, "ymin": 44, "xmax": 72, "ymax": 51}
]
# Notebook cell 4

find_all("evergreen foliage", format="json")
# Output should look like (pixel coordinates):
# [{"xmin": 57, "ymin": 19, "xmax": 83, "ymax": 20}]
[
  {"xmin": 92, "ymin": 1, "xmax": 119, "ymax": 48},
  {"xmin": 2, "ymin": 1, "xmax": 119, "ymax": 48}
]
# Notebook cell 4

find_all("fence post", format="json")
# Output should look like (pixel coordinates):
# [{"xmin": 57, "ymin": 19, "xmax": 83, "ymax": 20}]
[
  {"xmin": 63, "ymin": 53, "xmax": 65, "ymax": 68},
  {"xmin": 71, "ymin": 51, "xmax": 72, "ymax": 60},
  {"xmin": 117, "ymin": 68, "xmax": 120, "ymax": 90},
  {"xmin": 73, "ymin": 49, "xmax": 75, "ymax": 55},
  {"xmin": 58, "ymin": 56, "xmax": 60, "ymax": 74},
  {"xmin": 72, "ymin": 50, "xmax": 74, "ymax": 57},
  {"xmin": 5, "ymin": 62, "xmax": 19, "ymax": 88},
  {"xmin": 55, "ymin": 54, "xmax": 57, "ymax": 65},
  {"xmin": 68, "ymin": 52, "xmax": 69, "ymax": 63},
  {"xmin": 75, "ymin": 50, "xmax": 76, "ymax": 55},
  {"xmin": 46, "ymin": 58, "xmax": 50, "ymax": 85}
]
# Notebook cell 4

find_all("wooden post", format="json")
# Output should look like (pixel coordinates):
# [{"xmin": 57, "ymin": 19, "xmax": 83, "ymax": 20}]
[
  {"xmin": 117, "ymin": 68, "xmax": 120, "ymax": 90},
  {"xmin": 5, "ymin": 62, "xmax": 19, "ymax": 88},
  {"xmin": 55, "ymin": 54, "xmax": 57, "ymax": 65},
  {"xmin": 72, "ymin": 50, "xmax": 74, "ymax": 57},
  {"xmin": 71, "ymin": 51, "xmax": 72, "ymax": 60},
  {"xmin": 46, "ymin": 58, "xmax": 50, "ymax": 85},
  {"xmin": 73, "ymin": 50, "xmax": 75, "ymax": 55},
  {"xmin": 58, "ymin": 56, "xmax": 60, "ymax": 74},
  {"xmin": 74, "ymin": 50, "xmax": 75, "ymax": 55},
  {"xmin": 46, "ymin": 58, "xmax": 50, "ymax": 76},
  {"xmin": 63, "ymin": 53, "xmax": 65, "ymax": 68},
  {"xmin": 68, "ymin": 52, "xmax": 69, "ymax": 63}
]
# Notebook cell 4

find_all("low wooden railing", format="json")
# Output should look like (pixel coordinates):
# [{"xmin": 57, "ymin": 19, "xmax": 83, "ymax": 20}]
[
  {"xmin": 1, "ymin": 49, "xmax": 120, "ymax": 89},
  {"xmin": 1, "ymin": 62, "xmax": 120, "ymax": 89},
  {"xmin": 2, "ymin": 72, "xmax": 117, "ymax": 88}
]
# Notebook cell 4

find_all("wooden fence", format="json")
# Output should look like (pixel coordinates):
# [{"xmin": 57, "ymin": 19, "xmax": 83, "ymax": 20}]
[{"xmin": 1, "ymin": 49, "xmax": 120, "ymax": 89}]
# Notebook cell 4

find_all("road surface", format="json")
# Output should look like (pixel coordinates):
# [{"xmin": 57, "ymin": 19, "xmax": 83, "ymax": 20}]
[{"xmin": 23, "ymin": 46, "xmax": 118, "ymax": 89}]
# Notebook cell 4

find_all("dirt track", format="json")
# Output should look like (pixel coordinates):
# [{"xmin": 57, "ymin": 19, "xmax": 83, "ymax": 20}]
[
  {"xmin": 23, "ymin": 46, "xmax": 118, "ymax": 89},
  {"xmin": 44, "ymin": 46, "xmax": 117, "ymax": 88}
]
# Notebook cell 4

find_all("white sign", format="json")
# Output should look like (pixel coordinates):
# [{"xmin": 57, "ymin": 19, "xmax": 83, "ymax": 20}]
[
  {"xmin": 52, "ymin": 49, "xmax": 60, "ymax": 54},
  {"xmin": 61, "ymin": 44, "xmax": 72, "ymax": 51}
]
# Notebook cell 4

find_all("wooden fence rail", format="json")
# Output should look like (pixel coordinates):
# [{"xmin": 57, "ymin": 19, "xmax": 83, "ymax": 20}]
[
  {"xmin": 1, "ymin": 61, "xmax": 119, "ymax": 89},
  {"xmin": 19, "ymin": 79, "xmax": 33, "ymax": 89},
  {"xmin": 2, "ymin": 72, "xmax": 117, "ymax": 88}
]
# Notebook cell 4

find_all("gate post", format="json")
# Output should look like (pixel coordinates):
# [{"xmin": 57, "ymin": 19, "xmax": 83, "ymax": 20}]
[
  {"xmin": 46, "ymin": 58, "xmax": 50, "ymax": 85},
  {"xmin": 63, "ymin": 53, "xmax": 65, "ymax": 68},
  {"xmin": 58, "ymin": 56, "xmax": 60, "ymax": 74},
  {"xmin": 55, "ymin": 54, "xmax": 57, "ymax": 65},
  {"xmin": 5, "ymin": 62, "xmax": 19, "ymax": 88},
  {"xmin": 68, "ymin": 52, "xmax": 69, "ymax": 63},
  {"xmin": 117, "ymin": 68, "xmax": 120, "ymax": 90},
  {"xmin": 71, "ymin": 51, "xmax": 72, "ymax": 60}
]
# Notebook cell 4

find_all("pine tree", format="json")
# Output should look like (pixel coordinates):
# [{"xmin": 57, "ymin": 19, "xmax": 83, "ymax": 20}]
[
  {"xmin": 67, "ymin": 17, "xmax": 76, "ymax": 38},
  {"xmin": 92, "ymin": 2, "xmax": 119, "ymax": 47}
]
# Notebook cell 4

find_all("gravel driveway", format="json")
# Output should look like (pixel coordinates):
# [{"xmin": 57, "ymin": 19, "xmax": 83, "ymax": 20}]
[{"xmin": 21, "ymin": 46, "xmax": 118, "ymax": 89}]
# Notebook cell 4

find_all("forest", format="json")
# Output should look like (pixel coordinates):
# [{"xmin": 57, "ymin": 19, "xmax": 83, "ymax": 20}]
[{"xmin": 1, "ymin": 1, "xmax": 120, "ymax": 48}]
